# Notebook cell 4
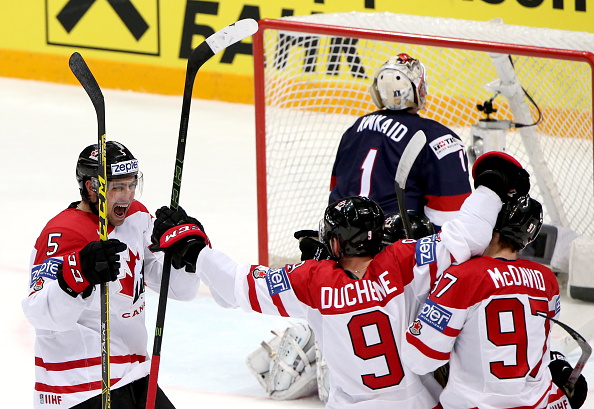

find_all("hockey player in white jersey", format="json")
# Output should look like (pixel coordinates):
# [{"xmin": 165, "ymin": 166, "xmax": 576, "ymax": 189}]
[
  {"xmin": 402, "ymin": 195, "xmax": 588, "ymax": 408},
  {"xmin": 22, "ymin": 141, "xmax": 201, "ymax": 409},
  {"xmin": 149, "ymin": 151, "xmax": 530, "ymax": 408}
]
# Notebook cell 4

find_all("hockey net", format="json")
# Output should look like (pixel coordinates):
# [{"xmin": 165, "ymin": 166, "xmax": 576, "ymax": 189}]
[{"xmin": 253, "ymin": 12, "xmax": 594, "ymax": 267}]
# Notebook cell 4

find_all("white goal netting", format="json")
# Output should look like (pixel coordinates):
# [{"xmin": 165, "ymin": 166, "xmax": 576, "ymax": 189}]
[{"xmin": 254, "ymin": 12, "xmax": 594, "ymax": 267}]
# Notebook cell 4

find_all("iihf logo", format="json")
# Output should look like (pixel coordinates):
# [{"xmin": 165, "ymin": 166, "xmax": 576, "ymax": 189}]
[{"xmin": 409, "ymin": 319, "xmax": 423, "ymax": 336}]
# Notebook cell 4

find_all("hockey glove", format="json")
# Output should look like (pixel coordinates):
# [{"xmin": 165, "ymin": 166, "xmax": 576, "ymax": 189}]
[
  {"xmin": 472, "ymin": 151, "xmax": 530, "ymax": 202},
  {"xmin": 294, "ymin": 230, "xmax": 330, "ymax": 261},
  {"xmin": 549, "ymin": 351, "xmax": 588, "ymax": 409},
  {"xmin": 57, "ymin": 239, "xmax": 127, "ymax": 298},
  {"xmin": 150, "ymin": 206, "xmax": 210, "ymax": 273}
]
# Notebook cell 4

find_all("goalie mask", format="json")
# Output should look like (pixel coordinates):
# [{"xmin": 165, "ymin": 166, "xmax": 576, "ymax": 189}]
[
  {"xmin": 76, "ymin": 141, "xmax": 143, "ymax": 201},
  {"xmin": 321, "ymin": 196, "xmax": 384, "ymax": 258},
  {"xmin": 369, "ymin": 53, "xmax": 428, "ymax": 111},
  {"xmin": 382, "ymin": 210, "xmax": 435, "ymax": 246},
  {"xmin": 495, "ymin": 195, "xmax": 543, "ymax": 250}
]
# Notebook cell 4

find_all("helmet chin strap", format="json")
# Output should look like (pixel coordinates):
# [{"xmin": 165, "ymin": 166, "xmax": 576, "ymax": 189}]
[{"xmin": 80, "ymin": 185, "xmax": 100, "ymax": 216}]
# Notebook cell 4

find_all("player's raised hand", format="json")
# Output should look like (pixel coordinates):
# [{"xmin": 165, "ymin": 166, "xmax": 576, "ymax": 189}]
[
  {"xmin": 472, "ymin": 151, "xmax": 530, "ymax": 202},
  {"xmin": 58, "ymin": 239, "xmax": 127, "ymax": 298},
  {"xmin": 151, "ymin": 206, "xmax": 210, "ymax": 272},
  {"xmin": 294, "ymin": 229, "xmax": 330, "ymax": 261}
]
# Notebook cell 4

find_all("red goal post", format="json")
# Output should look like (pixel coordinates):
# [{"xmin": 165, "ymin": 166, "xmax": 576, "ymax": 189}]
[{"xmin": 253, "ymin": 13, "xmax": 594, "ymax": 267}]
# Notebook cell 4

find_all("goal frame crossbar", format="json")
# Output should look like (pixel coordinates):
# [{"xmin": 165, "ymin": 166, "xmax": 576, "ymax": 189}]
[{"xmin": 253, "ymin": 17, "xmax": 594, "ymax": 266}]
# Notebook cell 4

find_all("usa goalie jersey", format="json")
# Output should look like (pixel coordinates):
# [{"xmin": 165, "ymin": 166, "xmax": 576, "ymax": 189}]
[
  {"xmin": 402, "ymin": 256, "xmax": 569, "ymax": 409},
  {"xmin": 329, "ymin": 109, "xmax": 471, "ymax": 228},
  {"xmin": 196, "ymin": 187, "xmax": 501, "ymax": 409}
]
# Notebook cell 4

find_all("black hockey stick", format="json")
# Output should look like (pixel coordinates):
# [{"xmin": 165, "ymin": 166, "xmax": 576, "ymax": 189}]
[
  {"xmin": 146, "ymin": 19, "xmax": 259, "ymax": 409},
  {"xmin": 69, "ymin": 52, "xmax": 111, "ymax": 409},
  {"xmin": 395, "ymin": 130, "xmax": 427, "ymax": 238},
  {"xmin": 536, "ymin": 312, "xmax": 592, "ymax": 394}
]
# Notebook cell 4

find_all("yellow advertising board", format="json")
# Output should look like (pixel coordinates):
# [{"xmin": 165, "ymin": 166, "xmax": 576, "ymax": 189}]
[{"xmin": 0, "ymin": 0, "xmax": 591, "ymax": 103}]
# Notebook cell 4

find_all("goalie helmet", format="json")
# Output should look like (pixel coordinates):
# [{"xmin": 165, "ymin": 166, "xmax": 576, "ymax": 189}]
[
  {"xmin": 382, "ymin": 210, "xmax": 435, "ymax": 245},
  {"xmin": 369, "ymin": 53, "xmax": 428, "ymax": 111},
  {"xmin": 76, "ymin": 141, "xmax": 141, "ymax": 196},
  {"xmin": 321, "ymin": 196, "xmax": 384, "ymax": 258},
  {"xmin": 495, "ymin": 195, "xmax": 543, "ymax": 250}
]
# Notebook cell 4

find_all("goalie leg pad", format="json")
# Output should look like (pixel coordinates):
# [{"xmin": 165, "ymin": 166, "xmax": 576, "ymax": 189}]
[{"xmin": 246, "ymin": 323, "xmax": 319, "ymax": 400}]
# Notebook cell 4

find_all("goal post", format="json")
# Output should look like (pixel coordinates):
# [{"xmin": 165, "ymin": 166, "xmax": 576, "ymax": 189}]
[{"xmin": 253, "ymin": 13, "xmax": 594, "ymax": 267}]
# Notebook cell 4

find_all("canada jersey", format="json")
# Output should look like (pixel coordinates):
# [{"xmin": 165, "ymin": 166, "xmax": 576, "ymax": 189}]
[
  {"xmin": 403, "ymin": 257, "xmax": 564, "ymax": 409},
  {"xmin": 22, "ymin": 201, "xmax": 200, "ymax": 408},
  {"xmin": 197, "ymin": 233, "xmax": 479, "ymax": 409},
  {"xmin": 329, "ymin": 109, "xmax": 471, "ymax": 227}
]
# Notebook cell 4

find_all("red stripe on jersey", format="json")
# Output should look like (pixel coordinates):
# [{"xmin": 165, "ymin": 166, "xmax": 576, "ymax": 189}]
[
  {"xmin": 429, "ymin": 261, "xmax": 438, "ymax": 285},
  {"xmin": 443, "ymin": 326, "xmax": 461, "ymax": 337},
  {"xmin": 247, "ymin": 267, "xmax": 262, "ymax": 313},
  {"xmin": 271, "ymin": 294, "xmax": 290, "ymax": 317},
  {"xmin": 329, "ymin": 175, "xmax": 337, "ymax": 191},
  {"xmin": 35, "ymin": 378, "xmax": 120, "ymax": 394},
  {"xmin": 35, "ymin": 354, "xmax": 146, "ymax": 371},
  {"xmin": 406, "ymin": 332, "xmax": 450, "ymax": 361},
  {"xmin": 425, "ymin": 193, "xmax": 470, "ymax": 211}
]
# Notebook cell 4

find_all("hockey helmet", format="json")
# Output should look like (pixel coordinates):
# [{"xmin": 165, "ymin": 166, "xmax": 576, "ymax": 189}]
[
  {"xmin": 495, "ymin": 195, "xmax": 543, "ymax": 250},
  {"xmin": 382, "ymin": 210, "xmax": 435, "ymax": 246},
  {"xmin": 369, "ymin": 53, "xmax": 428, "ymax": 111},
  {"xmin": 76, "ymin": 141, "xmax": 142, "ymax": 197},
  {"xmin": 321, "ymin": 196, "xmax": 384, "ymax": 258}
]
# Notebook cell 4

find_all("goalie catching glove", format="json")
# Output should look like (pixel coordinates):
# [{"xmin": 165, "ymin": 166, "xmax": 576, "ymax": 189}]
[
  {"xmin": 57, "ymin": 239, "xmax": 127, "ymax": 298},
  {"xmin": 472, "ymin": 151, "xmax": 530, "ymax": 202},
  {"xmin": 150, "ymin": 206, "xmax": 210, "ymax": 273}
]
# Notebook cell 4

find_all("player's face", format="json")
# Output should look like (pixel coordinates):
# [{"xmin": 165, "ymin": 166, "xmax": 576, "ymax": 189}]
[{"xmin": 106, "ymin": 176, "xmax": 138, "ymax": 226}]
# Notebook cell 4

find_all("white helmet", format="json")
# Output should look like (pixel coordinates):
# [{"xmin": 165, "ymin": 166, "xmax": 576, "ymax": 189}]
[{"xmin": 369, "ymin": 53, "xmax": 428, "ymax": 111}]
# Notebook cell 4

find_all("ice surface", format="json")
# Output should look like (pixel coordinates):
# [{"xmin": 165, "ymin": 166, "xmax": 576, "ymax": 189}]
[{"xmin": 1, "ymin": 77, "xmax": 592, "ymax": 407}]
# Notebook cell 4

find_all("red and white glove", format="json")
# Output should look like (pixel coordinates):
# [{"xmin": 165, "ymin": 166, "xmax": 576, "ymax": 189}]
[
  {"xmin": 472, "ymin": 151, "xmax": 530, "ymax": 202},
  {"xmin": 57, "ymin": 239, "xmax": 127, "ymax": 298},
  {"xmin": 150, "ymin": 206, "xmax": 210, "ymax": 272}
]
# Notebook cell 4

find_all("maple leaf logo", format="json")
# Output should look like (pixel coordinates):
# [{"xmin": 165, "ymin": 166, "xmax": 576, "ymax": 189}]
[
  {"xmin": 409, "ymin": 319, "xmax": 423, "ymax": 336},
  {"xmin": 117, "ymin": 248, "xmax": 144, "ymax": 303}
]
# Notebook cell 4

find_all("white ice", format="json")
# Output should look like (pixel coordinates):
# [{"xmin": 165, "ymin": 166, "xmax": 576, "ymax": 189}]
[{"xmin": 1, "ymin": 76, "xmax": 592, "ymax": 408}]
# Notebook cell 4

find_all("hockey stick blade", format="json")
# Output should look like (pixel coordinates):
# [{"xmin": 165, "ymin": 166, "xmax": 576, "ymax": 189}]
[
  {"xmin": 394, "ymin": 130, "xmax": 427, "ymax": 238},
  {"xmin": 536, "ymin": 312, "xmax": 592, "ymax": 390},
  {"xmin": 146, "ymin": 19, "xmax": 259, "ymax": 409},
  {"xmin": 69, "ymin": 53, "xmax": 106, "ymax": 133}
]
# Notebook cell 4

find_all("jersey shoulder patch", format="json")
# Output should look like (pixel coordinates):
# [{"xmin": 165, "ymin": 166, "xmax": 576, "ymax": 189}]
[
  {"xmin": 428, "ymin": 134, "xmax": 465, "ymax": 159},
  {"xmin": 415, "ymin": 234, "xmax": 439, "ymax": 266}
]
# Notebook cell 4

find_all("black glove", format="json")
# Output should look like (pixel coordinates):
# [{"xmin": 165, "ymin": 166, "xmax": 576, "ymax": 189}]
[
  {"xmin": 549, "ymin": 351, "xmax": 588, "ymax": 408},
  {"xmin": 57, "ymin": 239, "xmax": 127, "ymax": 298},
  {"xmin": 294, "ymin": 230, "xmax": 330, "ymax": 261},
  {"xmin": 472, "ymin": 151, "xmax": 530, "ymax": 202},
  {"xmin": 151, "ymin": 206, "xmax": 209, "ymax": 273}
]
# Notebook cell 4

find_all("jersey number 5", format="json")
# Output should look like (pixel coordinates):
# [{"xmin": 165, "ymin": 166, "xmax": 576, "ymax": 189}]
[{"xmin": 348, "ymin": 310, "xmax": 404, "ymax": 389}]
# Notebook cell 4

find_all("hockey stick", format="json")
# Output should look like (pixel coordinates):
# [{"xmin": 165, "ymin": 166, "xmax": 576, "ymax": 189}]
[
  {"xmin": 536, "ymin": 312, "xmax": 592, "ymax": 393},
  {"xmin": 555, "ymin": 316, "xmax": 594, "ymax": 356},
  {"xmin": 146, "ymin": 19, "xmax": 259, "ymax": 409},
  {"xmin": 395, "ymin": 130, "xmax": 427, "ymax": 238},
  {"xmin": 69, "ymin": 52, "xmax": 111, "ymax": 409}
]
